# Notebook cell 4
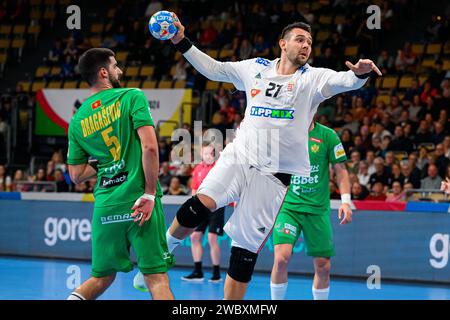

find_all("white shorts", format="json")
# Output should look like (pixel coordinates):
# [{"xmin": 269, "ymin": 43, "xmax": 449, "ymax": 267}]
[{"xmin": 197, "ymin": 142, "xmax": 289, "ymax": 253}]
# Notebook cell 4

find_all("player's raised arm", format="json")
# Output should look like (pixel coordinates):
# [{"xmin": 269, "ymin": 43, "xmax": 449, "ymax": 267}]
[
  {"xmin": 169, "ymin": 13, "xmax": 245, "ymax": 89},
  {"xmin": 320, "ymin": 59, "xmax": 382, "ymax": 99}
]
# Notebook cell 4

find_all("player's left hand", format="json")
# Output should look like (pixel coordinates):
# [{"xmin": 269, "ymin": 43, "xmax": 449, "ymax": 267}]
[
  {"xmin": 131, "ymin": 195, "xmax": 155, "ymax": 227},
  {"xmin": 338, "ymin": 203, "xmax": 353, "ymax": 225},
  {"xmin": 345, "ymin": 59, "xmax": 382, "ymax": 76}
]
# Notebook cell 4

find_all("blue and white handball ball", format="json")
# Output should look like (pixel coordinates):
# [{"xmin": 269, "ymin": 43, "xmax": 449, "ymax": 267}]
[{"xmin": 148, "ymin": 10, "xmax": 178, "ymax": 40}]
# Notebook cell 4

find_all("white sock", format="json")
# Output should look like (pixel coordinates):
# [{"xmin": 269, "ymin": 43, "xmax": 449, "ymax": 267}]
[
  {"xmin": 312, "ymin": 286, "xmax": 329, "ymax": 300},
  {"xmin": 270, "ymin": 282, "xmax": 288, "ymax": 300},
  {"xmin": 67, "ymin": 292, "xmax": 86, "ymax": 300},
  {"xmin": 166, "ymin": 229, "xmax": 182, "ymax": 253}
]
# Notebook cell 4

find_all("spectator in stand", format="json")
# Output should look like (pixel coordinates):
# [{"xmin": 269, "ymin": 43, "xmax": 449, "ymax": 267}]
[
  {"xmin": 173, "ymin": 58, "xmax": 188, "ymax": 81},
  {"xmin": 376, "ymin": 50, "xmax": 394, "ymax": 75},
  {"xmin": 46, "ymin": 160, "xmax": 55, "ymax": 181},
  {"xmin": 351, "ymin": 181, "xmax": 369, "ymax": 200},
  {"xmin": 60, "ymin": 55, "xmax": 76, "ymax": 80},
  {"xmin": 414, "ymin": 120, "xmax": 433, "ymax": 144},
  {"xmin": 315, "ymin": 47, "xmax": 338, "ymax": 70},
  {"xmin": 385, "ymin": 96, "xmax": 402, "ymax": 120},
  {"xmin": 387, "ymin": 125, "xmax": 414, "ymax": 153},
  {"xmin": 352, "ymin": 135, "xmax": 366, "ymax": 159},
  {"xmin": 368, "ymin": 157, "xmax": 393, "ymax": 192},
  {"xmin": 237, "ymin": 38, "xmax": 253, "ymax": 60},
  {"xmin": 417, "ymin": 146, "xmax": 429, "ymax": 171},
  {"xmin": 434, "ymin": 143, "xmax": 450, "ymax": 178},
  {"xmin": 379, "ymin": 135, "xmax": 392, "ymax": 158},
  {"xmin": 429, "ymin": 60, "xmax": 446, "ymax": 89},
  {"xmin": 443, "ymin": 136, "xmax": 450, "ymax": 158},
  {"xmin": 420, "ymin": 82, "xmax": 438, "ymax": 105},
  {"xmin": 395, "ymin": 42, "xmax": 416, "ymax": 73},
  {"xmin": 386, "ymin": 181, "xmax": 406, "ymax": 202},
  {"xmin": 47, "ymin": 39, "xmax": 64, "ymax": 66},
  {"xmin": 384, "ymin": 151, "xmax": 396, "ymax": 170},
  {"xmin": 404, "ymin": 79, "xmax": 421, "ymax": 103},
  {"xmin": 0, "ymin": 164, "xmax": 6, "ymax": 191},
  {"xmin": 421, "ymin": 164, "xmax": 443, "ymax": 190},
  {"xmin": 381, "ymin": 112, "xmax": 395, "ymax": 133},
  {"xmin": 199, "ymin": 20, "xmax": 218, "ymax": 48},
  {"xmin": 340, "ymin": 129, "xmax": 354, "ymax": 156},
  {"xmin": 341, "ymin": 112, "xmax": 359, "ymax": 135},
  {"xmin": 370, "ymin": 136, "xmax": 382, "ymax": 157},
  {"xmin": 432, "ymin": 122, "xmax": 447, "ymax": 145},
  {"xmin": 437, "ymin": 110, "xmax": 450, "ymax": 133},
  {"xmin": 401, "ymin": 162, "xmax": 421, "ymax": 189},
  {"xmin": 55, "ymin": 169, "xmax": 69, "ymax": 192},
  {"xmin": 12, "ymin": 169, "xmax": 26, "ymax": 192},
  {"xmin": 372, "ymin": 121, "xmax": 392, "ymax": 143},
  {"xmin": 158, "ymin": 139, "xmax": 170, "ymax": 163},
  {"xmin": 177, "ymin": 164, "xmax": 192, "ymax": 187},
  {"xmin": 390, "ymin": 163, "xmax": 405, "ymax": 187},
  {"xmin": 329, "ymin": 180, "xmax": 341, "ymax": 200},
  {"xmin": 366, "ymin": 182, "xmax": 387, "ymax": 201},
  {"xmin": 357, "ymin": 160, "xmax": 370, "ymax": 187},
  {"xmin": 165, "ymin": 177, "xmax": 187, "ymax": 196},
  {"xmin": 159, "ymin": 161, "xmax": 173, "ymax": 193},
  {"xmin": 346, "ymin": 150, "xmax": 360, "ymax": 175},
  {"xmin": 366, "ymin": 150, "xmax": 376, "ymax": 175},
  {"xmin": 33, "ymin": 168, "xmax": 47, "ymax": 192},
  {"xmin": 252, "ymin": 34, "xmax": 270, "ymax": 58},
  {"xmin": 63, "ymin": 37, "xmax": 78, "ymax": 61},
  {"xmin": 351, "ymin": 97, "xmax": 367, "ymax": 122},
  {"xmin": 408, "ymin": 95, "xmax": 422, "ymax": 123}
]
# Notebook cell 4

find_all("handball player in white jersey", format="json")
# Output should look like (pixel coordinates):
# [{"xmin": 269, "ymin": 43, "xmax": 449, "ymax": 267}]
[{"xmin": 134, "ymin": 14, "xmax": 382, "ymax": 299}]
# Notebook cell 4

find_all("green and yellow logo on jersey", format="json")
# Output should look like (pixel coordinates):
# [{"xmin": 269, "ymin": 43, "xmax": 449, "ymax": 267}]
[{"xmin": 311, "ymin": 144, "xmax": 319, "ymax": 153}]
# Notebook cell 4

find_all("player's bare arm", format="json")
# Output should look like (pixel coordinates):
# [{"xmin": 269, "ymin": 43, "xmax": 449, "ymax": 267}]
[
  {"xmin": 334, "ymin": 162, "xmax": 352, "ymax": 225},
  {"xmin": 68, "ymin": 163, "xmax": 98, "ymax": 184},
  {"xmin": 131, "ymin": 125, "xmax": 159, "ymax": 226}
]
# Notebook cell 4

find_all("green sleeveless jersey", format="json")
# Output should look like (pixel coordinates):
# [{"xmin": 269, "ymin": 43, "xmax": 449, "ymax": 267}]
[
  {"xmin": 67, "ymin": 88, "xmax": 163, "ymax": 208},
  {"xmin": 282, "ymin": 123, "xmax": 347, "ymax": 215}
]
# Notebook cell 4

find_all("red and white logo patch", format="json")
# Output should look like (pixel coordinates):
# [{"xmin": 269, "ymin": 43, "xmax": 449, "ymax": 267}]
[
  {"xmin": 250, "ymin": 89, "xmax": 261, "ymax": 98},
  {"xmin": 91, "ymin": 100, "xmax": 101, "ymax": 110},
  {"xmin": 310, "ymin": 137, "xmax": 322, "ymax": 143}
]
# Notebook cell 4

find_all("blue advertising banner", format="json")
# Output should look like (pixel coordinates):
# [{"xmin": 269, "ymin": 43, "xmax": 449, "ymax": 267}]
[{"xmin": 1, "ymin": 199, "xmax": 449, "ymax": 283}]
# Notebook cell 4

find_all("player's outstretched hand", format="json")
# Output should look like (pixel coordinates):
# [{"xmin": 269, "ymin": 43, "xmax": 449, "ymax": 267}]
[
  {"xmin": 131, "ymin": 196, "xmax": 155, "ymax": 227},
  {"xmin": 441, "ymin": 178, "xmax": 450, "ymax": 194},
  {"xmin": 338, "ymin": 203, "xmax": 353, "ymax": 225},
  {"xmin": 345, "ymin": 59, "xmax": 382, "ymax": 76},
  {"xmin": 170, "ymin": 12, "xmax": 185, "ymax": 45}
]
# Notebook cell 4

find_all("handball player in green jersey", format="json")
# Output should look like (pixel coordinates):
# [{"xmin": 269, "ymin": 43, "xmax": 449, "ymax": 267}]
[
  {"xmin": 66, "ymin": 48, "xmax": 174, "ymax": 300},
  {"xmin": 270, "ymin": 121, "xmax": 353, "ymax": 300}
]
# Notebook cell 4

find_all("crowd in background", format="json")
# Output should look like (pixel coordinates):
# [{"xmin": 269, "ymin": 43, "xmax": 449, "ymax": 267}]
[{"xmin": 0, "ymin": 0, "xmax": 450, "ymax": 201}]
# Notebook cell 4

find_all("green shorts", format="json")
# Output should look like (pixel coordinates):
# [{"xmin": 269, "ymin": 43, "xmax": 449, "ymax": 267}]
[
  {"xmin": 91, "ymin": 197, "xmax": 174, "ymax": 278},
  {"xmin": 272, "ymin": 206, "xmax": 335, "ymax": 258}
]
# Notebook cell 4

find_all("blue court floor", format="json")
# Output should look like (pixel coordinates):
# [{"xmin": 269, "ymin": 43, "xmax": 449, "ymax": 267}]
[{"xmin": 1, "ymin": 256, "xmax": 449, "ymax": 300}]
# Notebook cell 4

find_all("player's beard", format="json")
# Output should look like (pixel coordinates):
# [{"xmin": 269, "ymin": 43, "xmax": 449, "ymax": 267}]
[
  {"xmin": 109, "ymin": 74, "xmax": 122, "ymax": 88},
  {"xmin": 287, "ymin": 50, "xmax": 308, "ymax": 68}
]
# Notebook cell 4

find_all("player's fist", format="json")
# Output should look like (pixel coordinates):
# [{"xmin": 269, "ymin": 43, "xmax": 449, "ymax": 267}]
[
  {"xmin": 345, "ymin": 59, "xmax": 382, "ymax": 76},
  {"xmin": 170, "ymin": 12, "xmax": 185, "ymax": 44}
]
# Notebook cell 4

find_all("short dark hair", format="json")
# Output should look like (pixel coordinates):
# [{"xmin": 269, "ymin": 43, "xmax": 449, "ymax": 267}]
[
  {"xmin": 78, "ymin": 48, "xmax": 115, "ymax": 86},
  {"xmin": 280, "ymin": 22, "xmax": 312, "ymax": 39}
]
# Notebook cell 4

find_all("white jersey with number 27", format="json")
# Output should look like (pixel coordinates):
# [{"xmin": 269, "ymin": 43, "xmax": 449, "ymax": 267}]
[{"xmin": 183, "ymin": 47, "xmax": 368, "ymax": 176}]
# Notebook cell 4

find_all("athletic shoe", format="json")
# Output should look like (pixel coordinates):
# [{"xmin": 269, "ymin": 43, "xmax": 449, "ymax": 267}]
[
  {"xmin": 208, "ymin": 274, "xmax": 222, "ymax": 283},
  {"xmin": 133, "ymin": 271, "xmax": 149, "ymax": 292},
  {"xmin": 181, "ymin": 271, "xmax": 204, "ymax": 282}
]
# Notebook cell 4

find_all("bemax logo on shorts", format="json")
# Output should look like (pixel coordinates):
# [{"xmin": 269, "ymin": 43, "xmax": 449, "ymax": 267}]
[
  {"xmin": 99, "ymin": 171, "xmax": 128, "ymax": 189},
  {"xmin": 44, "ymin": 217, "xmax": 91, "ymax": 246}
]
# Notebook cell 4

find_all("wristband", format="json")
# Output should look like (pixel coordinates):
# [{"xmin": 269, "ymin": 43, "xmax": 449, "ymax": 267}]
[
  {"xmin": 141, "ymin": 193, "xmax": 155, "ymax": 201},
  {"xmin": 355, "ymin": 71, "xmax": 371, "ymax": 79},
  {"xmin": 341, "ymin": 193, "xmax": 351, "ymax": 205},
  {"xmin": 174, "ymin": 37, "xmax": 192, "ymax": 54}
]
